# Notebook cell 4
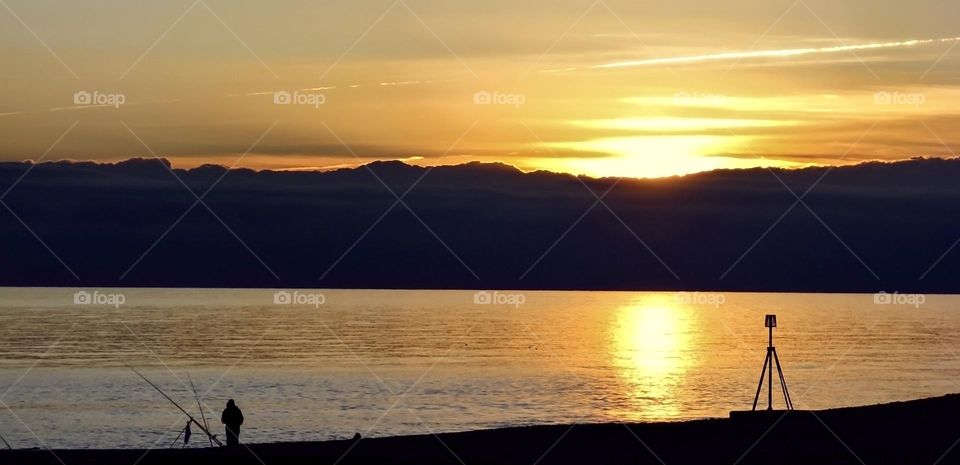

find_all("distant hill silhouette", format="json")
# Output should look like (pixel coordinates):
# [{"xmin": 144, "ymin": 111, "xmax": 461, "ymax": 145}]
[{"xmin": 1, "ymin": 156, "xmax": 959, "ymax": 292}]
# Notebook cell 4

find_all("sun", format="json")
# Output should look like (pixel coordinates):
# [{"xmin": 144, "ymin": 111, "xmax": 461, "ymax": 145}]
[{"xmin": 536, "ymin": 134, "xmax": 787, "ymax": 178}]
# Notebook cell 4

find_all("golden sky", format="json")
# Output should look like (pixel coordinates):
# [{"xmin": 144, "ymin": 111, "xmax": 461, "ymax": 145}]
[{"xmin": 1, "ymin": 0, "xmax": 959, "ymax": 178}]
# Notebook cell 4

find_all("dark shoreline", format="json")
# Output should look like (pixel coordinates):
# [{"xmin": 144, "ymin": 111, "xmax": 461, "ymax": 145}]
[{"xmin": 4, "ymin": 394, "xmax": 960, "ymax": 465}]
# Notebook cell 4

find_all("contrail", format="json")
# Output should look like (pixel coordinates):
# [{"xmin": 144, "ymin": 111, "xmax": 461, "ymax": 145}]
[{"xmin": 542, "ymin": 36, "xmax": 960, "ymax": 72}]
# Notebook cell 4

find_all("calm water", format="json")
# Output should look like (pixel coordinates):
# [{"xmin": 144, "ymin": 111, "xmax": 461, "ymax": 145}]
[{"xmin": 0, "ymin": 288, "xmax": 958, "ymax": 449}]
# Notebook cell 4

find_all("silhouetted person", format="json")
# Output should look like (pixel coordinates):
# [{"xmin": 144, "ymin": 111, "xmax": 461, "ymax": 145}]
[{"xmin": 221, "ymin": 399, "xmax": 244, "ymax": 446}]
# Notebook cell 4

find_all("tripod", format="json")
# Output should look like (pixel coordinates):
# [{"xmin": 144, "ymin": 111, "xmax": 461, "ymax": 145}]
[{"xmin": 752, "ymin": 314, "xmax": 793, "ymax": 411}]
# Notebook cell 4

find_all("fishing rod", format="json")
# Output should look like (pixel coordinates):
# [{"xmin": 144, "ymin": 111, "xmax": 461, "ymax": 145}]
[
  {"xmin": 188, "ymin": 374, "xmax": 213, "ymax": 448},
  {"xmin": 126, "ymin": 364, "xmax": 223, "ymax": 447},
  {"xmin": 0, "ymin": 431, "xmax": 11, "ymax": 450},
  {"xmin": 169, "ymin": 423, "xmax": 188, "ymax": 448}
]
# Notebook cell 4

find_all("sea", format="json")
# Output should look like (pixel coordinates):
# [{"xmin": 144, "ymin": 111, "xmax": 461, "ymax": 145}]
[{"xmin": 0, "ymin": 288, "xmax": 955, "ymax": 449}]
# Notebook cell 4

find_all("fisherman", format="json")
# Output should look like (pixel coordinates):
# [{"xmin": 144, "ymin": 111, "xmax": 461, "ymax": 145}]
[{"xmin": 221, "ymin": 399, "xmax": 244, "ymax": 446}]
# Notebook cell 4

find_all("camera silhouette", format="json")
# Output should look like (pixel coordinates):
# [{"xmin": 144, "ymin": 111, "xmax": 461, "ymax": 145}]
[
  {"xmin": 873, "ymin": 291, "xmax": 892, "ymax": 304},
  {"xmin": 274, "ymin": 91, "xmax": 292, "ymax": 105},
  {"xmin": 274, "ymin": 291, "xmax": 292, "ymax": 304},
  {"xmin": 74, "ymin": 91, "xmax": 92, "ymax": 105},
  {"xmin": 473, "ymin": 291, "xmax": 492, "ymax": 304},
  {"xmin": 74, "ymin": 290, "xmax": 91, "ymax": 304},
  {"xmin": 473, "ymin": 91, "xmax": 492, "ymax": 105}
]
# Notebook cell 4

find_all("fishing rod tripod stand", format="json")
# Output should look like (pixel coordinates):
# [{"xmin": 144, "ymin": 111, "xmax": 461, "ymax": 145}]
[
  {"xmin": 126, "ymin": 364, "xmax": 222, "ymax": 447},
  {"xmin": 752, "ymin": 314, "xmax": 794, "ymax": 411}
]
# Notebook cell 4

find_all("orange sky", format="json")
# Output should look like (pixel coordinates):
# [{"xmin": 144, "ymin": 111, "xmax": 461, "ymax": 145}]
[{"xmin": 1, "ymin": 0, "xmax": 959, "ymax": 178}]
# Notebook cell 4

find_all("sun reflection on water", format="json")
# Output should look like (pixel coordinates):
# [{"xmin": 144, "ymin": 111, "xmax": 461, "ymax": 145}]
[{"xmin": 610, "ymin": 296, "xmax": 695, "ymax": 420}]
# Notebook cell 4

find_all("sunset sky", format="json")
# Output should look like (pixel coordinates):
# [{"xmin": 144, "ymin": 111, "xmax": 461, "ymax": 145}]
[{"xmin": 1, "ymin": 0, "xmax": 959, "ymax": 178}]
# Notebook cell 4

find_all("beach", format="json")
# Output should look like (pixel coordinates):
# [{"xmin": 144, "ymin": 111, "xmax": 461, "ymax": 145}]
[{"xmin": 4, "ymin": 394, "xmax": 959, "ymax": 465}]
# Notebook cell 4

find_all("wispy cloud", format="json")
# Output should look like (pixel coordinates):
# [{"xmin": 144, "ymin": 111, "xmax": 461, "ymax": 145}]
[{"xmin": 543, "ymin": 36, "xmax": 960, "ymax": 72}]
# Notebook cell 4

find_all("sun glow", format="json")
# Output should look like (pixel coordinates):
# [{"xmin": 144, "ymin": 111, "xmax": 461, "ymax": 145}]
[
  {"xmin": 537, "ymin": 134, "xmax": 801, "ymax": 178},
  {"xmin": 571, "ymin": 118, "xmax": 798, "ymax": 131}
]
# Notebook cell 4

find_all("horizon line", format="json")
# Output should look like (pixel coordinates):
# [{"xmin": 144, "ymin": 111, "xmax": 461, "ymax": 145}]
[{"xmin": 2, "ymin": 155, "xmax": 955, "ymax": 181}]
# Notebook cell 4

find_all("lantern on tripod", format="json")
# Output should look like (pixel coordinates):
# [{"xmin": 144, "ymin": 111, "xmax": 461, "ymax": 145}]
[{"xmin": 752, "ymin": 314, "xmax": 793, "ymax": 410}]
